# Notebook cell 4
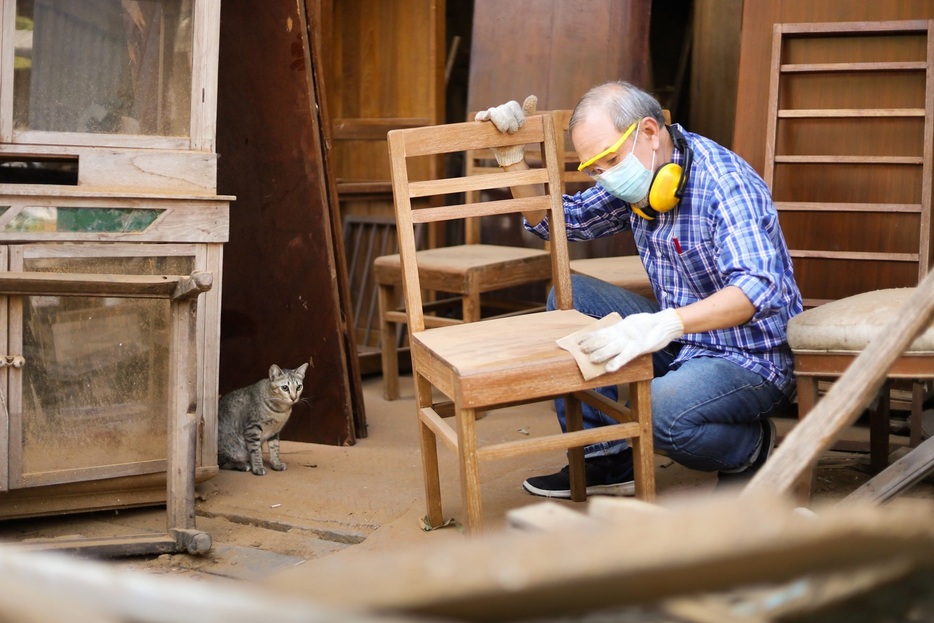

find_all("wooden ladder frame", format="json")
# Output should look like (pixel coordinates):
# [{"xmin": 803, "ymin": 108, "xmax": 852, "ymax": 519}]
[{"xmin": 763, "ymin": 19, "xmax": 934, "ymax": 308}]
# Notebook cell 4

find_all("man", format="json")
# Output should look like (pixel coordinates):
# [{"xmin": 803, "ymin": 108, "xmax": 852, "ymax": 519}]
[{"xmin": 475, "ymin": 81, "xmax": 802, "ymax": 497}]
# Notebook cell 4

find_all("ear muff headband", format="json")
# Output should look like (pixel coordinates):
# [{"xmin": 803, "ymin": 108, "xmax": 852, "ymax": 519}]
[{"xmin": 634, "ymin": 125, "xmax": 693, "ymax": 221}]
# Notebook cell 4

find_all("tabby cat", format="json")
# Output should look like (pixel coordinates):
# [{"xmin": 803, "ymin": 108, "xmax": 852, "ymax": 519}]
[{"xmin": 217, "ymin": 363, "xmax": 309, "ymax": 475}]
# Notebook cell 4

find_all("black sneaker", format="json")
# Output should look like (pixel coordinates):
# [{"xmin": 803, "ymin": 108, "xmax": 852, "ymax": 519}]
[
  {"xmin": 522, "ymin": 449, "xmax": 635, "ymax": 498},
  {"xmin": 716, "ymin": 418, "xmax": 777, "ymax": 490}
]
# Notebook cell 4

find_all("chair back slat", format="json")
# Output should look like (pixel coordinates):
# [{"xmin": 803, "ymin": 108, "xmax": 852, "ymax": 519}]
[
  {"xmin": 388, "ymin": 114, "xmax": 572, "ymax": 334},
  {"xmin": 410, "ymin": 195, "xmax": 556, "ymax": 225}
]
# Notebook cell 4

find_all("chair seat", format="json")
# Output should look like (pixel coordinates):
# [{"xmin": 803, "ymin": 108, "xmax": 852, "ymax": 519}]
[
  {"xmin": 788, "ymin": 288, "xmax": 934, "ymax": 353},
  {"xmin": 412, "ymin": 309, "xmax": 652, "ymax": 408},
  {"xmin": 570, "ymin": 256, "xmax": 654, "ymax": 300},
  {"xmin": 374, "ymin": 243, "xmax": 551, "ymax": 290}
]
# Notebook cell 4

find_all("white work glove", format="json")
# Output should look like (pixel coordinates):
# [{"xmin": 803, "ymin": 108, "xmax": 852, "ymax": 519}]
[
  {"xmin": 474, "ymin": 94, "xmax": 538, "ymax": 166},
  {"xmin": 578, "ymin": 308, "xmax": 684, "ymax": 373}
]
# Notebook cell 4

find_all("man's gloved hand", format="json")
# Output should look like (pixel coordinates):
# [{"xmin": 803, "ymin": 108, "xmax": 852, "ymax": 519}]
[
  {"xmin": 474, "ymin": 95, "xmax": 538, "ymax": 167},
  {"xmin": 578, "ymin": 308, "xmax": 684, "ymax": 373}
]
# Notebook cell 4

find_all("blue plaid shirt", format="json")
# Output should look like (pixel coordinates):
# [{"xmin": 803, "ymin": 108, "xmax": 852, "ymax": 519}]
[{"xmin": 527, "ymin": 124, "xmax": 803, "ymax": 397}]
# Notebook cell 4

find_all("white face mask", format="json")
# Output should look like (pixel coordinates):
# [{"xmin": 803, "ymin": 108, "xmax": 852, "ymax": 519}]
[{"xmin": 594, "ymin": 126, "xmax": 655, "ymax": 204}]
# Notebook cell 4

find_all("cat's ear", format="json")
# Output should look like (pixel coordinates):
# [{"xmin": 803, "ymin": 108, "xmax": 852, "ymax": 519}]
[
  {"xmin": 296, "ymin": 363, "xmax": 309, "ymax": 378},
  {"xmin": 268, "ymin": 364, "xmax": 283, "ymax": 379}
]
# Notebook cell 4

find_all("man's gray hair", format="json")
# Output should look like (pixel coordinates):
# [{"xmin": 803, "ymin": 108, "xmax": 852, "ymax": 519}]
[{"xmin": 569, "ymin": 81, "xmax": 666, "ymax": 134}]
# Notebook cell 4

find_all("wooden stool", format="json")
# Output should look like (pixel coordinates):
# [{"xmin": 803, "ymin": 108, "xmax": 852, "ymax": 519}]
[
  {"xmin": 569, "ymin": 256, "xmax": 655, "ymax": 301},
  {"xmin": 787, "ymin": 288, "xmax": 934, "ymax": 499}
]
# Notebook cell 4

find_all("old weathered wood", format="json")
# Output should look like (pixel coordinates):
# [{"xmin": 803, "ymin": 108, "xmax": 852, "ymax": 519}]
[
  {"xmin": 745, "ymin": 268, "xmax": 934, "ymax": 496},
  {"xmin": 0, "ymin": 544, "xmax": 400, "ymax": 623},
  {"xmin": 0, "ymin": 271, "xmax": 205, "ymax": 298},
  {"xmin": 274, "ymin": 494, "xmax": 934, "ymax": 622},
  {"xmin": 0, "ymin": 271, "xmax": 212, "ymax": 556},
  {"xmin": 843, "ymin": 434, "xmax": 934, "ymax": 504}
]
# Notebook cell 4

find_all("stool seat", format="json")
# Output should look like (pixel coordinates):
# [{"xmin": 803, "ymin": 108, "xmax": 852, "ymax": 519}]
[
  {"xmin": 788, "ymin": 288, "xmax": 934, "ymax": 353},
  {"xmin": 569, "ymin": 256, "xmax": 655, "ymax": 300}
]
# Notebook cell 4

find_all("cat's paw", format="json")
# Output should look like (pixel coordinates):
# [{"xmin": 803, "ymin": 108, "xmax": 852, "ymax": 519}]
[
  {"xmin": 270, "ymin": 462, "xmax": 287, "ymax": 471},
  {"xmin": 250, "ymin": 466, "xmax": 267, "ymax": 476}
]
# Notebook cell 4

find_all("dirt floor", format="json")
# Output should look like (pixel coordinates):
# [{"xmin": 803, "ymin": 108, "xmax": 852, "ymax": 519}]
[{"xmin": 1, "ymin": 374, "xmax": 933, "ymax": 620}]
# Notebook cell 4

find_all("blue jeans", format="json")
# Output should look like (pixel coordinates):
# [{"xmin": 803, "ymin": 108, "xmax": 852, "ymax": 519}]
[{"xmin": 550, "ymin": 275, "xmax": 791, "ymax": 472}]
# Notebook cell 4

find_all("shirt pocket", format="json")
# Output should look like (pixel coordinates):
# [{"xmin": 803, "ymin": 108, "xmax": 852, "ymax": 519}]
[{"xmin": 673, "ymin": 243, "xmax": 722, "ymax": 299}]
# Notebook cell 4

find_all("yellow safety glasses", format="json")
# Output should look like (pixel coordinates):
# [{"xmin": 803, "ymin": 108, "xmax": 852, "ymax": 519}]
[{"xmin": 577, "ymin": 122, "xmax": 637, "ymax": 176}]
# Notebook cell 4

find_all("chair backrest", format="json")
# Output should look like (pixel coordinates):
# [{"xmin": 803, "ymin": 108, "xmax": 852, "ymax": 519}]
[
  {"xmin": 388, "ymin": 114, "xmax": 572, "ymax": 333},
  {"xmin": 463, "ymin": 109, "xmax": 591, "ymax": 245}
]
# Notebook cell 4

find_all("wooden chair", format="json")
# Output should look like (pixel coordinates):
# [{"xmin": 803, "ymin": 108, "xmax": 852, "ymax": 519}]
[
  {"xmin": 373, "ymin": 142, "xmax": 553, "ymax": 402},
  {"xmin": 387, "ymin": 113, "xmax": 656, "ymax": 534},
  {"xmin": 787, "ymin": 288, "xmax": 934, "ymax": 501}
]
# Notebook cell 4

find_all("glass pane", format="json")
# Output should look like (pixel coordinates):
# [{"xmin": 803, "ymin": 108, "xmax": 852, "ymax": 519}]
[
  {"xmin": 3, "ymin": 206, "xmax": 162, "ymax": 233},
  {"xmin": 19, "ymin": 255, "xmax": 194, "ymax": 477},
  {"xmin": 14, "ymin": 0, "xmax": 193, "ymax": 137}
]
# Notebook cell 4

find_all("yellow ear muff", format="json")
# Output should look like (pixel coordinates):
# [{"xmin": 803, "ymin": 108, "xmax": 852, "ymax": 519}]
[{"xmin": 648, "ymin": 162, "xmax": 684, "ymax": 214}]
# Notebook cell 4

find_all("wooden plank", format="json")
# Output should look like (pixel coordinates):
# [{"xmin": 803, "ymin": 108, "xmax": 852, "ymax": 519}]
[
  {"xmin": 11, "ymin": 129, "xmax": 188, "ymax": 151},
  {"xmin": 409, "ymin": 167, "xmax": 549, "ymax": 198},
  {"xmin": 745, "ymin": 268, "xmax": 934, "ymax": 495},
  {"xmin": 275, "ymin": 494, "xmax": 934, "ymax": 621},
  {"xmin": 190, "ymin": 0, "xmax": 221, "ymax": 153},
  {"xmin": 0, "ymin": 0, "xmax": 14, "ymax": 143},
  {"xmin": 0, "ymin": 272, "xmax": 198, "ymax": 299},
  {"xmin": 477, "ymin": 422, "xmax": 641, "ymax": 462},
  {"xmin": 419, "ymin": 406, "xmax": 458, "ymax": 451},
  {"xmin": 10, "ymin": 534, "xmax": 180, "ymax": 557},
  {"xmin": 789, "ymin": 250, "xmax": 918, "ymax": 262},
  {"xmin": 775, "ymin": 155, "xmax": 923, "ymax": 165},
  {"xmin": 775, "ymin": 202, "xmax": 922, "ymax": 213},
  {"xmin": 411, "ymin": 195, "xmax": 553, "ymax": 224},
  {"xmin": 780, "ymin": 61, "xmax": 927, "ymax": 73},
  {"xmin": 0, "ymin": 543, "xmax": 394, "ymax": 623},
  {"xmin": 777, "ymin": 108, "xmax": 925, "ymax": 117},
  {"xmin": 780, "ymin": 19, "xmax": 931, "ymax": 35},
  {"xmin": 166, "ymin": 296, "xmax": 197, "ymax": 534},
  {"xmin": 843, "ymin": 434, "xmax": 934, "ymax": 504}
]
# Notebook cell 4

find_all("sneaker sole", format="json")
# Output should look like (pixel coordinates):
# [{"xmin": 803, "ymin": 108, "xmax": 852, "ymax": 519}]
[{"xmin": 522, "ymin": 480, "xmax": 635, "ymax": 499}]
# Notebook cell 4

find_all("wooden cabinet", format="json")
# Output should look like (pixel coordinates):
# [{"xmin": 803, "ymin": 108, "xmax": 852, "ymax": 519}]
[{"xmin": 0, "ymin": 0, "xmax": 228, "ymax": 517}]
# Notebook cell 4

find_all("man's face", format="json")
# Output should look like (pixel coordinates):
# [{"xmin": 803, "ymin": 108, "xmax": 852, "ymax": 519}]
[{"xmin": 573, "ymin": 110, "xmax": 644, "ymax": 177}]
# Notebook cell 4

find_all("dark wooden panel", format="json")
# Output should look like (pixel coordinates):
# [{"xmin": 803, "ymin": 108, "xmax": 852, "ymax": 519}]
[
  {"xmin": 467, "ymin": 0, "xmax": 650, "ymax": 261},
  {"xmin": 467, "ymin": 0, "xmax": 651, "ymax": 112},
  {"xmin": 216, "ymin": 0, "xmax": 362, "ymax": 445}
]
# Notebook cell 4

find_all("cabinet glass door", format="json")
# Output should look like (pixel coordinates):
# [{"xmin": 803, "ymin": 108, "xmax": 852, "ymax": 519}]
[{"xmin": 7, "ymin": 244, "xmax": 197, "ymax": 488}]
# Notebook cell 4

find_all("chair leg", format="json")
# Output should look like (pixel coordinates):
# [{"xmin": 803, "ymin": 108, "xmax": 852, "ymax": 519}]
[
  {"xmin": 910, "ymin": 381, "xmax": 925, "ymax": 448},
  {"xmin": 378, "ymin": 282, "xmax": 401, "ymax": 401},
  {"xmin": 463, "ymin": 284, "xmax": 481, "ymax": 323},
  {"xmin": 414, "ymin": 374, "xmax": 443, "ymax": 528},
  {"xmin": 794, "ymin": 376, "xmax": 820, "ymax": 505},
  {"xmin": 456, "ymin": 404, "xmax": 483, "ymax": 534},
  {"xmin": 869, "ymin": 381, "xmax": 891, "ymax": 473},
  {"xmin": 630, "ymin": 379, "xmax": 656, "ymax": 502},
  {"xmin": 565, "ymin": 393, "xmax": 587, "ymax": 502}
]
